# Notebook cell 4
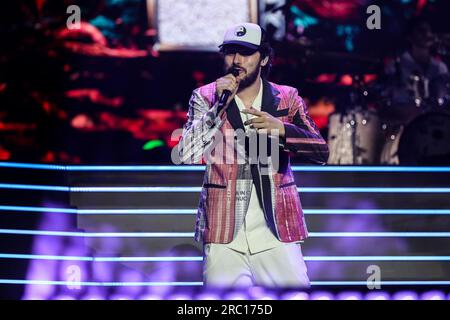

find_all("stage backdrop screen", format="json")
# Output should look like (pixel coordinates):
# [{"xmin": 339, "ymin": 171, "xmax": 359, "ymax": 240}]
[{"xmin": 147, "ymin": 0, "xmax": 258, "ymax": 51}]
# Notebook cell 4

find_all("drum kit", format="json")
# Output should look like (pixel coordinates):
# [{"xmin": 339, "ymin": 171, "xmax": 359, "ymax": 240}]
[
  {"xmin": 276, "ymin": 34, "xmax": 450, "ymax": 165},
  {"xmin": 326, "ymin": 71, "xmax": 384, "ymax": 165},
  {"xmin": 375, "ymin": 68, "xmax": 450, "ymax": 163},
  {"xmin": 322, "ymin": 54, "xmax": 450, "ymax": 166}
]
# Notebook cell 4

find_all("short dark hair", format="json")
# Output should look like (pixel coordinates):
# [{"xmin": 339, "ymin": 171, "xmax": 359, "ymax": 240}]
[{"xmin": 258, "ymin": 26, "xmax": 273, "ymax": 79}]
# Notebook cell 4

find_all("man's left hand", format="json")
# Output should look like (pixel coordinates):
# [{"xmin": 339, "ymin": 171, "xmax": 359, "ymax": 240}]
[{"xmin": 241, "ymin": 107, "xmax": 286, "ymax": 137}]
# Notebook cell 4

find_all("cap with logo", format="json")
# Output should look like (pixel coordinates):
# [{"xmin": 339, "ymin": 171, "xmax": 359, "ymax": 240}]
[{"xmin": 219, "ymin": 22, "xmax": 262, "ymax": 50}]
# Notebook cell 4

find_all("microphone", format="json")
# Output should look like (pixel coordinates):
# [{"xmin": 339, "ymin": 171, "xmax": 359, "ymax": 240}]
[{"xmin": 217, "ymin": 67, "xmax": 240, "ymax": 111}]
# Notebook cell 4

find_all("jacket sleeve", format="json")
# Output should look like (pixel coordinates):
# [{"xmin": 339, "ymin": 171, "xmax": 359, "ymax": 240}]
[
  {"xmin": 279, "ymin": 88, "xmax": 329, "ymax": 165},
  {"xmin": 176, "ymin": 89, "xmax": 226, "ymax": 164}
]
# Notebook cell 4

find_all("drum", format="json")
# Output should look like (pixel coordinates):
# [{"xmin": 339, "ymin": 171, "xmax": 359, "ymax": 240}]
[
  {"xmin": 429, "ymin": 74, "xmax": 450, "ymax": 108},
  {"xmin": 380, "ymin": 124, "xmax": 403, "ymax": 165},
  {"xmin": 380, "ymin": 112, "xmax": 450, "ymax": 165},
  {"xmin": 327, "ymin": 110, "xmax": 383, "ymax": 164}
]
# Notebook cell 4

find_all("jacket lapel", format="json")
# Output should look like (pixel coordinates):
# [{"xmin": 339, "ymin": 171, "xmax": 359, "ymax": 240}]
[
  {"xmin": 261, "ymin": 79, "xmax": 281, "ymax": 115},
  {"xmin": 224, "ymin": 79, "xmax": 280, "ymax": 238},
  {"xmin": 226, "ymin": 78, "xmax": 281, "ymax": 130},
  {"xmin": 225, "ymin": 99, "xmax": 244, "ymax": 132},
  {"xmin": 259, "ymin": 80, "xmax": 280, "ymax": 236}
]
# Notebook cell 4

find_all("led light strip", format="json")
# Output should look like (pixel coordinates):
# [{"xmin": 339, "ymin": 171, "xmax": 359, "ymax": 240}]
[
  {"xmin": 1, "ymin": 229, "xmax": 449, "ymax": 238},
  {"xmin": 1, "ymin": 279, "xmax": 449, "ymax": 286},
  {"xmin": 0, "ymin": 206, "xmax": 78, "ymax": 214},
  {"xmin": 0, "ymin": 254, "xmax": 203, "ymax": 262},
  {"xmin": 310, "ymin": 232, "xmax": 450, "ymax": 237},
  {"xmin": 2, "ymin": 184, "xmax": 450, "ymax": 193},
  {"xmin": 304, "ymin": 209, "xmax": 450, "ymax": 215},
  {"xmin": 2, "ymin": 206, "xmax": 450, "ymax": 215},
  {"xmin": 0, "ymin": 280, "xmax": 202, "ymax": 286},
  {"xmin": 2, "ymin": 162, "xmax": 450, "ymax": 172},
  {"xmin": 0, "ymin": 163, "xmax": 67, "ymax": 170},
  {"xmin": 0, "ymin": 184, "xmax": 70, "ymax": 192},
  {"xmin": 310, "ymin": 281, "xmax": 450, "ymax": 286},
  {"xmin": 305, "ymin": 256, "xmax": 450, "ymax": 261},
  {"xmin": 0, "ymin": 229, "xmax": 194, "ymax": 237},
  {"xmin": 1, "ymin": 253, "xmax": 450, "ymax": 262}
]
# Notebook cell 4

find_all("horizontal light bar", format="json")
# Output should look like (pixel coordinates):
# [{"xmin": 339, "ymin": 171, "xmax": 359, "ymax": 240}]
[
  {"xmin": 310, "ymin": 281, "xmax": 450, "ymax": 286},
  {"xmin": 2, "ymin": 162, "xmax": 450, "ymax": 172},
  {"xmin": 1, "ymin": 229, "xmax": 449, "ymax": 238},
  {"xmin": 0, "ymin": 206, "xmax": 196, "ymax": 215},
  {"xmin": 1, "ymin": 279, "xmax": 450, "ymax": 286},
  {"xmin": 310, "ymin": 232, "xmax": 450, "ymax": 237},
  {"xmin": 304, "ymin": 209, "xmax": 450, "ymax": 215},
  {"xmin": 76, "ymin": 209, "xmax": 196, "ymax": 215},
  {"xmin": 0, "ymin": 229, "xmax": 194, "ymax": 237},
  {"xmin": 66, "ymin": 165, "xmax": 206, "ymax": 172},
  {"xmin": 2, "ymin": 253, "xmax": 450, "ymax": 262},
  {"xmin": 71, "ymin": 187, "xmax": 450, "ymax": 193},
  {"xmin": 70, "ymin": 186, "xmax": 200, "ymax": 192},
  {"xmin": 0, "ymin": 254, "xmax": 202, "ymax": 262},
  {"xmin": 2, "ymin": 206, "xmax": 450, "ymax": 215},
  {"xmin": 305, "ymin": 256, "xmax": 450, "ymax": 261},
  {"xmin": 292, "ymin": 167, "xmax": 450, "ymax": 173},
  {"xmin": 299, "ymin": 187, "xmax": 450, "ymax": 193},
  {"xmin": 0, "ymin": 184, "xmax": 69, "ymax": 192},
  {"xmin": 0, "ymin": 184, "xmax": 199, "ymax": 192},
  {"xmin": 0, "ymin": 206, "xmax": 78, "ymax": 214},
  {"xmin": 0, "ymin": 280, "xmax": 203, "ymax": 286},
  {"xmin": 2, "ymin": 184, "xmax": 450, "ymax": 193},
  {"xmin": 0, "ymin": 162, "xmax": 67, "ymax": 170}
]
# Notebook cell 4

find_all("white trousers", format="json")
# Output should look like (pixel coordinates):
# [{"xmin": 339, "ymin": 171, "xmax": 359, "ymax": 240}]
[{"xmin": 203, "ymin": 242, "xmax": 310, "ymax": 288}]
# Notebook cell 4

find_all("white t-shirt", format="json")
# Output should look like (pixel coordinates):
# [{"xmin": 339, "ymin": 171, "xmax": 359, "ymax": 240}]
[{"xmin": 224, "ymin": 78, "xmax": 290, "ymax": 254}]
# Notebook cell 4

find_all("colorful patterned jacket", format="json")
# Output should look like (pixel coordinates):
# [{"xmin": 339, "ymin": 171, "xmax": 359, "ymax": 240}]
[{"xmin": 176, "ymin": 79, "xmax": 329, "ymax": 244}]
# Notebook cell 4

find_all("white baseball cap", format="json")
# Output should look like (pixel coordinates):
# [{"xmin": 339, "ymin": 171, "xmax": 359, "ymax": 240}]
[{"xmin": 219, "ymin": 22, "xmax": 262, "ymax": 50}]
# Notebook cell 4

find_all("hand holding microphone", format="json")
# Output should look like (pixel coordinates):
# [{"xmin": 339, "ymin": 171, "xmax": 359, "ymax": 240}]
[{"xmin": 216, "ymin": 67, "xmax": 241, "ymax": 117}]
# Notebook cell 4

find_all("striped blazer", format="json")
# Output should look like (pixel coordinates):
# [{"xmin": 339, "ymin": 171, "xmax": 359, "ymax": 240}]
[{"xmin": 176, "ymin": 79, "xmax": 329, "ymax": 244}]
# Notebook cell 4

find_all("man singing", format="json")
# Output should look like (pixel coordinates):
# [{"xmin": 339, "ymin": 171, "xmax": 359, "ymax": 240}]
[{"xmin": 176, "ymin": 22, "xmax": 328, "ymax": 287}]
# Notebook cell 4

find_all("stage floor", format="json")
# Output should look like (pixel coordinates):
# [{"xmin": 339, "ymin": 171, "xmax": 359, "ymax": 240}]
[{"xmin": 0, "ymin": 162, "xmax": 449, "ymax": 299}]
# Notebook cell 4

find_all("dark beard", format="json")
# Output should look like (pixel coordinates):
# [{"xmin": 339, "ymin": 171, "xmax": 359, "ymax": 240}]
[
  {"xmin": 225, "ymin": 64, "xmax": 260, "ymax": 92},
  {"xmin": 237, "ymin": 67, "xmax": 260, "ymax": 92}
]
